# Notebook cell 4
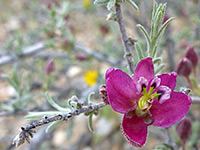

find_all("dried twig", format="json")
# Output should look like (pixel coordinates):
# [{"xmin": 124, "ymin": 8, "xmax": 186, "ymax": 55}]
[
  {"xmin": 165, "ymin": 128, "xmax": 177, "ymax": 149},
  {"xmin": 115, "ymin": 3, "xmax": 135, "ymax": 75},
  {"xmin": 12, "ymin": 102, "xmax": 107, "ymax": 147},
  {"xmin": 191, "ymin": 96, "xmax": 200, "ymax": 104},
  {"xmin": 74, "ymin": 43, "xmax": 117, "ymax": 66},
  {"xmin": 0, "ymin": 43, "xmax": 45, "ymax": 67}
]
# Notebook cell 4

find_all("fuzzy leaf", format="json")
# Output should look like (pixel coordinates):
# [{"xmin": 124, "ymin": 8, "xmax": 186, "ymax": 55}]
[
  {"xmin": 2, "ymin": 74, "xmax": 19, "ymax": 92},
  {"xmin": 94, "ymin": 0, "xmax": 109, "ymax": 5},
  {"xmin": 88, "ymin": 114, "xmax": 95, "ymax": 133},
  {"xmin": 137, "ymin": 24, "xmax": 150, "ymax": 52},
  {"xmin": 153, "ymin": 57, "xmax": 162, "ymax": 64},
  {"xmin": 88, "ymin": 92, "xmax": 95, "ymax": 104},
  {"xmin": 135, "ymin": 43, "xmax": 144, "ymax": 60},
  {"xmin": 155, "ymin": 64, "xmax": 165, "ymax": 74},
  {"xmin": 46, "ymin": 120, "xmax": 62, "ymax": 132},
  {"xmin": 157, "ymin": 17, "xmax": 174, "ymax": 39},
  {"xmin": 126, "ymin": 0, "xmax": 139, "ymax": 11},
  {"xmin": 150, "ymin": 1, "xmax": 158, "ymax": 39},
  {"xmin": 106, "ymin": 12, "xmax": 117, "ymax": 21},
  {"xmin": 107, "ymin": 0, "xmax": 116, "ymax": 11},
  {"xmin": 45, "ymin": 92, "xmax": 71, "ymax": 112},
  {"xmin": 152, "ymin": 45, "xmax": 158, "ymax": 57}
]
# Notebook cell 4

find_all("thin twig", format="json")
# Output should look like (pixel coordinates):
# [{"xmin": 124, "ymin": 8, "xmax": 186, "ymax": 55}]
[
  {"xmin": 191, "ymin": 96, "xmax": 200, "ymax": 104},
  {"xmin": 74, "ymin": 43, "xmax": 117, "ymax": 66},
  {"xmin": 0, "ymin": 42, "xmax": 116, "ymax": 66},
  {"xmin": 0, "ymin": 43, "xmax": 45, "ymax": 67},
  {"xmin": 115, "ymin": 3, "xmax": 134, "ymax": 75},
  {"xmin": 12, "ymin": 102, "xmax": 107, "ymax": 147},
  {"xmin": 165, "ymin": 128, "xmax": 177, "ymax": 149}
]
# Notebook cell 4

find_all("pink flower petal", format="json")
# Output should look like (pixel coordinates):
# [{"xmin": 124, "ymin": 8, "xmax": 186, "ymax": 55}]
[
  {"xmin": 133, "ymin": 58, "xmax": 154, "ymax": 84},
  {"xmin": 136, "ymin": 77, "xmax": 148, "ymax": 94},
  {"xmin": 106, "ymin": 69, "xmax": 139, "ymax": 114},
  {"xmin": 157, "ymin": 72, "xmax": 177, "ymax": 90},
  {"xmin": 150, "ymin": 92, "xmax": 192, "ymax": 128},
  {"xmin": 121, "ymin": 113, "xmax": 147, "ymax": 147},
  {"xmin": 105, "ymin": 68, "xmax": 115, "ymax": 80},
  {"xmin": 157, "ymin": 85, "xmax": 171, "ymax": 104},
  {"xmin": 150, "ymin": 77, "xmax": 161, "ymax": 89}
]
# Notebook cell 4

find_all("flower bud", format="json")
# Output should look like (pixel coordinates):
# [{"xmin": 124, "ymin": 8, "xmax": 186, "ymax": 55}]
[
  {"xmin": 185, "ymin": 46, "xmax": 199, "ymax": 67},
  {"xmin": 99, "ymin": 85, "xmax": 109, "ymax": 105},
  {"xmin": 45, "ymin": 59, "xmax": 55, "ymax": 76},
  {"xmin": 176, "ymin": 117, "xmax": 192, "ymax": 143},
  {"xmin": 76, "ymin": 53, "xmax": 87, "ymax": 61},
  {"xmin": 176, "ymin": 57, "xmax": 192, "ymax": 77},
  {"xmin": 99, "ymin": 24, "xmax": 110, "ymax": 36},
  {"xmin": 162, "ymin": 14, "xmax": 170, "ymax": 27}
]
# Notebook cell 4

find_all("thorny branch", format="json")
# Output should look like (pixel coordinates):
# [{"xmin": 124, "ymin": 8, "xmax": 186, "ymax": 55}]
[
  {"xmin": 12, "ymin": 102, "xmax": 107, "ymax": 147},
  {"xmin": 115, "ymin": 3, "xmax": 135, "ymax": 75}
]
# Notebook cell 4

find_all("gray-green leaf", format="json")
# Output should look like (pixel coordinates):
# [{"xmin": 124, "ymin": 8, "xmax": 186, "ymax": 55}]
[
  {"xmin": 126, "ymin": 0, "xmax": 139, "ymax": 11},
  {"xmin": 45, "ymin": 92, "xmax": 70, "ymax": 112},
  {"xmin": 88, "ymin": 114, "xmax": 95, "ymax": 133},
  {"xmin": 94, "ymin": 0, "xmax": 109, "ymax": 5},
  {"xmin": 107, "ymin": 0, "xmax": 116, "ymax": 11},
  {"xmin": 46, "ymin": 120, "xmax": 62, "ymax": 132}
]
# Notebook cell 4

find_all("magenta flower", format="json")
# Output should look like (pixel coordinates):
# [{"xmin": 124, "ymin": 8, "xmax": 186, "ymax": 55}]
[{"xmin": 105, "ymin": 58, "xmax": 192, "ymax": 147}]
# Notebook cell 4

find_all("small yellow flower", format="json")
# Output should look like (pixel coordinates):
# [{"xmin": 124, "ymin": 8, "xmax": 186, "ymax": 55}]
[
  {"xmin": 83, "ymin": 0, "xmax": 91, "ymax": 9},
  {"xmin": 84, "ymin": 70, "xmax": 98, "ymax": 86}
]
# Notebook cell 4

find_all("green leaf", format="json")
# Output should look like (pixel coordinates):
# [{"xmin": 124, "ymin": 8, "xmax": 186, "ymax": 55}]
[
  {"xmin": 88, "ymin": 114, "xmax": 95, "ymax": 133},
  {"xmin": 2, "ymin": 74, "xmax": 19, "ymax": 92},
  {"xmin": 126, "ymin": 0, "xmax": 139, "ymax": 11},
  {"xmin": 155, "ymin": 64, "xmax": 165, "ymax": 74},
  {"xmin": 150, "ymin": 1, "xmax": 158, "ymax": 40},
  {"xmin": 94, "ymin": 0, "xmax": 109, "ymax": 5},
  {"xmin": 153, "ymin": 11, "xmax": 162, "ymax": 37},
  {"xmin": 137, "ymin": 24, "xmax": 150, "ymax": 52},
  {"xmin": 106, "ymin": 12, "xmax": 117, "ymax": 21},
  {"xmin": 157, "ymin": 17, "xmax": 174, "ymax": 39},
  {"xmin": 152, "ymin": 1, "xmax": 158, "ymax": 19},
  {"xmin": 88, "ymin": 92, "xmax": 95, "ymax": 104},
  {"xmin": 25, "ymin": 111, "xmax": 62, "ymax": 120},
  {"xmin": 50, "ymin": 4, "xmax": 56, "ymax": 17},
  {"xmin": 45, "ymin": 92, "xmax": 71, "ymax": 112},
  {"xmin": 46, "ymin": 120, "xmax": 62, "ymax": 132},
  {"xmin": 107, "ymin": 0, "xmax": 116, "ymax": 11},
  {"xmin": 135, "ymin": 43, "xmax": 144, "ymax": 60},
  {"xmin": 152, "ymin": 45, "xmax": 158, "ymax": 57},
  {"xmin": 153, "ymin": 57, "xmax": 162, "ymax": 64}
]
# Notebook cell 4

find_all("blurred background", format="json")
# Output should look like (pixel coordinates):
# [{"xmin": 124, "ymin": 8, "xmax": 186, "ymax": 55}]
[{"xmin": 0, "ymin": 0, "xmax": 199, "ymax": 149}]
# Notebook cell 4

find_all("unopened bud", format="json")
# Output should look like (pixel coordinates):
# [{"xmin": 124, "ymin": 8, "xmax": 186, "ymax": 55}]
[
  {"xmin": 99, "ymin": 24, "xmax": 110, "ymax": 35},
  {"xmin": 176, "ymin": 57, "xmax": 192, "ymax": 77},
  {"xmin": 185, "ymin": 46, "xmax": 199, "ymax": 67},
  {"xmin": 99, "ymin": 85, "xmax": 109, "ymax": 105},
  {"xmin": 162, "ymin": 14, "xmax": 170, "ymax": 28},
  {"xmin": 76, "ymin": 53, "xmax": 87, "ymax": 61},
  {"xmin": 45, "ymin": 59, "xmax": 55, "ymax": 76},
  {"xmin": 176, "ymin": 117, "xmax": 192, "ymax": 143}
]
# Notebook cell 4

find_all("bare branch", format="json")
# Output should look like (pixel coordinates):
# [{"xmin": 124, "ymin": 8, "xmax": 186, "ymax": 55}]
[
  {"xmin": 74, "ymin": 43, "xmax": 117, "ymax": 66},
  {"xmin": 115, "ymin": 3, "xmax": 135, "ymax": 75},
  {"xmin": 0, "ymin": 43, "xmax": 45, "ymax": 67},
  {"xmin": 12, "ymin": 102, "xmax": 107, "ymax": 147}
]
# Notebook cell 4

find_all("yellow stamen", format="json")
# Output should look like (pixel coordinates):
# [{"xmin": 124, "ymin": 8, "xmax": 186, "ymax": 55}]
[{"xmin": 136, "ymin": 87, "xmax": 161, "ymax": 117}]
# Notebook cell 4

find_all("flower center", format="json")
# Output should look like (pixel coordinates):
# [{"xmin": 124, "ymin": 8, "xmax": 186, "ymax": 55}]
[{"xmin": 136, "ymin": 87, "xmax": 160, "ymax": 117}]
